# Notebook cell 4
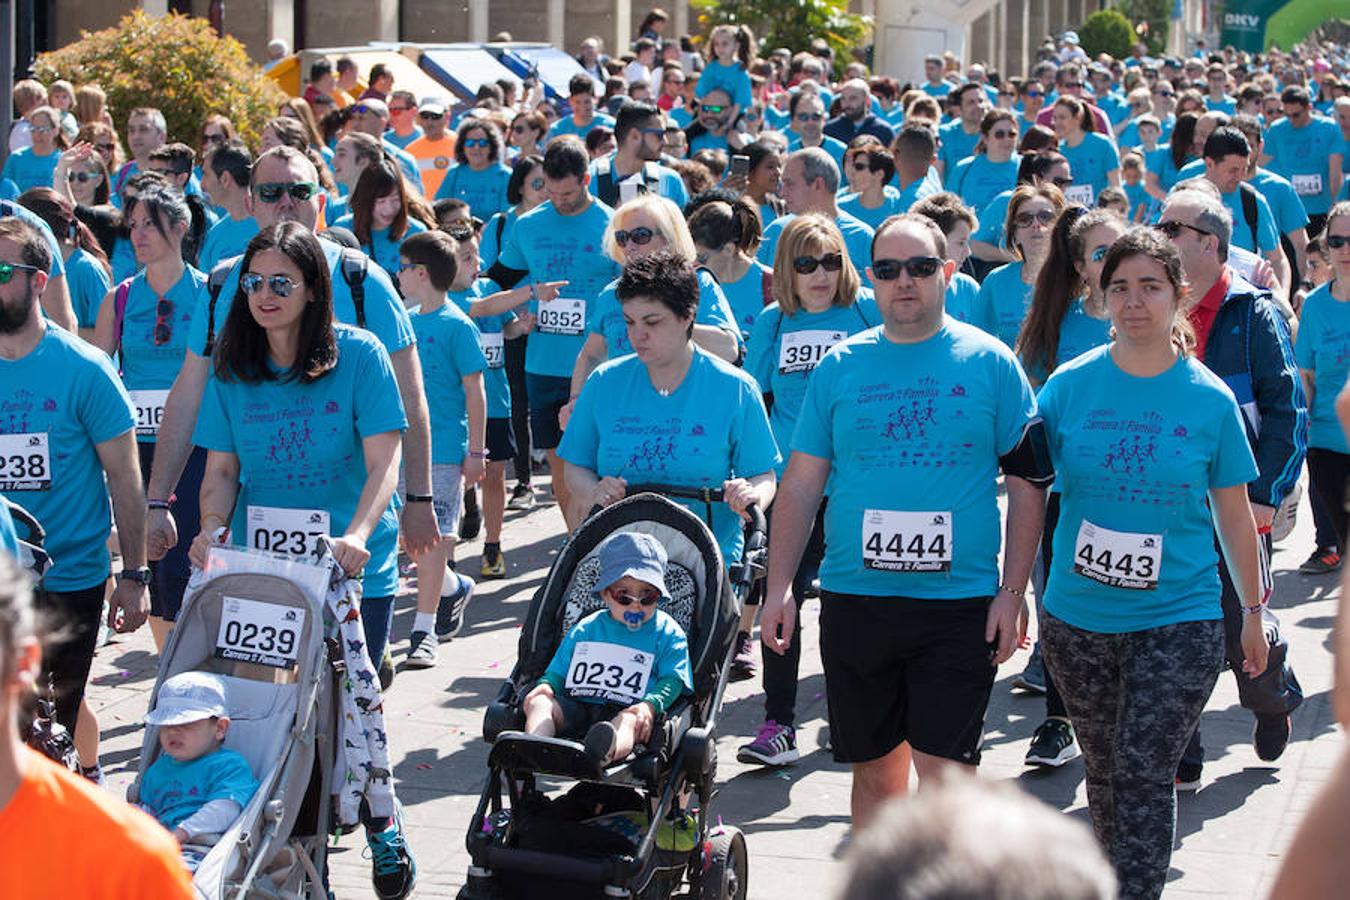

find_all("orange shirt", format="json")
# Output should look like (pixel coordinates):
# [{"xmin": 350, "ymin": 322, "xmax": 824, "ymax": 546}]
[
  {"xmin": 405, "ymin": 133, "xmax": 458, "ymax": 199},
  {"xmin": 0, "ymin": 748, "xmax": 193, "ymax": 898}
]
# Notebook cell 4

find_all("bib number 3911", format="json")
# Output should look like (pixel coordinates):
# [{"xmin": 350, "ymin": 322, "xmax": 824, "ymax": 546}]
[
  {"xmin": 0, "ymin": 432, "xmax": 51, "ymax": 491},
  {"xmin": 861, "ymin": 509, "xmax": 952, "ymax": 572},
  {"xmin": 778, "ymin": 329, "xmax": 846, "ymax": 374},
  {"xmin": 248, "ymin": 505, "xmax": 331, "ymax": 558},
  {"xmin": 1073, "ymin": 520, "xmax": 1162, "ymax": 590},
  {"xmin": 564, "ymin": 641, "xmax": 653, "ymax": 704},
  {"xmin": 537, "ymin": 298, "xmax": 586, "ymax": 336},
  {"xmin": 214, "ymin": 595, "xmax": 305, "ymax": 668}
]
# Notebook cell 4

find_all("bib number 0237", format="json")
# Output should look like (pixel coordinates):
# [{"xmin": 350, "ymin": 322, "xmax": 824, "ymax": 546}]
[
  {"xmin": 247, "ymin": 505, "xmax": 331, "ymax": 558},
  {"xmin": 861, "ymin": 509, "xmax": 952, "ymax": 572}
]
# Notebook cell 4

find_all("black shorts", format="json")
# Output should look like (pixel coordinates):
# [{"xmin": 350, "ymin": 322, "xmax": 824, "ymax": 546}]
[
  {"xmin": 525, "ymin": 373, "xmax": 570, "ymax": 450},
  {"xmin": 557, "ymin": 693, "xmax": 629, "ymax": 737},
  {"xmin": 487, "ymin": 416, "xmax": 517, "ymax": 463},
  {"xmin": 819, "ymin": 592, "xmax": 995, "ymax": 765}
]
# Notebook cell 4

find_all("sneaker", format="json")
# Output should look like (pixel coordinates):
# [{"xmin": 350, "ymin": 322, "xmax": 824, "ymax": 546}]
[
  {"xmin": 1271, "ymin": 481, "xmax": 1301, "ymax": 543},
  {"xmin": 1013, "ymin": 654, "xmax": 1046, "ymax": 694},
  {"xmin": 729, "ymin": 631, "xmax": 756, "ymax": 682},
  {"xmin": 378, "ymin": 648, "xmax": 395, "ymax": 691},
  {"xmin": 1024, "ymin": 718, "xmax": 1080, "ymax": 768},
  {"xmin": 458, "ymin": 492, "xmax": 482, "ymax": 540},
  {"xmin": 365, "ymin": 802, "xmax": 417, "ymax": 900},
  {"xmin": 737, "ymin": 720, "xmax": 799, "ymax": 766},
  {"xmin": 80, "ymin": 764, "xmax": 105, "ymax": 786},
  {"xmin": 435, "ymin": 571, "xmax": 474, "ymax": 640},
  {"xmin": 1254, "ymin": 713, "xmax": 1292, "ymax": 762},
  {"xmin": 1299, "ymin": 547, "xmax": 1342, "ymax": 575},
  {"xmin": 405, "ymin": 631, "xmax": 438, "ymax": 670},
  {"xmin": 1175, "ymin": 761, "xmax": 1203, "ymax": 792},
  {"xmin": 480, "ymin": 548, "xmax": 507, "ymax": 579},
  {"xmin": 583, "ymin": 720, "xmax": 618, "ymax": 767},
  {"xmin": 507, "ymin": 483, "xmax": 536, "ymax": 510}
]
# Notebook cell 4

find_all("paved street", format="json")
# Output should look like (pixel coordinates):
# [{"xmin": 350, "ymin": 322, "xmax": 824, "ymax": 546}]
[{"xmin": 85, "ymin": 478, "xmax": 1345, "ymax": 898}]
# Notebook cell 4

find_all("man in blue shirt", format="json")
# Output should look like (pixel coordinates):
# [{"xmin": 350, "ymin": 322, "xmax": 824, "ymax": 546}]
[
  {"xmin": 920, "ymin": 55, "xmax": 952, "ymax": 99},
  {"xmin": 1264, "ymin": 86, "xmax": 1343, "ymax": 236},
  {"xmin": 347, "ymin": 98, "xmax": 425, "ymax": 196},
  {"xmin": 758, "ymin": 148, "xmax": 874, "ymax": 284},
  {"xmin": 1234, "ymin": 115, "xmax": 1310, "ymax": 287},
  {"xmin": 784, "ymin": 92, "xmax": 847, "ymax": 174},
  {"xmin": 824, "ymin": 79, "xmax": 895, "ymax": 146},
  {"xmin": 1203, "ymin": 64, "xmax": 1237, "ymax": 115},
  {"xmin": 197, "ymin": 142, "xmax": 260, "ymax": 272},
  {"xmin": 937, "ymin": 84, "xmax": 988, "ymax": 179},
  {"xmin": 550, "ymin": 74, "xmax": 615, "ymax": 142},
  {"xmin": 588, "ymin": 101, "xmax": 688, "ymax": 209},
  {"xmin": 892, "ymin": 123, "xmax": 941, "ymax": 209},
  {"xmin": 1199, "ymin": 127, "xmax": 1291, "ymax": 297},
  {"xmin": 759, "ymin": 212, "xmax": 1051, "ymax": 830}
]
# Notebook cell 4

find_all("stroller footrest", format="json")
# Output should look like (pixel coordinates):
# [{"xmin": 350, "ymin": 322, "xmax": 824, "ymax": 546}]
[{"xmin": 489, "ymin": 732, "xmax": 605, "ymax": 780}]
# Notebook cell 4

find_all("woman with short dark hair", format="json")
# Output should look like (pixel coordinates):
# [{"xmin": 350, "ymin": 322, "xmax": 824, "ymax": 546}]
[{"xmin": 435, "ymin": 118, "xmax": 512, "ymax": 219}]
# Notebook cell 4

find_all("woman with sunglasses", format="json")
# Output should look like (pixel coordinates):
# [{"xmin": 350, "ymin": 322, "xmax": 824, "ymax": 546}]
[
  {"xmin": 838, "ymin": 140, "xmax": 903, "ymax": 231},
  {"xmin": 507, "ymin": 111, "xmax": 548, "ymax": 160},
  {"xmin": 976, "ymin": 183, "xmax": 1066, "ymax": 347},
  {"xmin": 1051, "ymin": 97, "xmax": 1120, "ymax": 208},
  {"xmin": 967, "ymin": 138, "xmax": 1065, "ymax": 273},
  {"xmin": 333, "ymin": 158, "xmax": 428, "ymax": 282},
  {"xmin": 88, "ymin": 182, "xmax": 207, "ymax": 649},
  {"xmin": 688, "ymin": 194, "xmax": 773, "ymax": 340},
  {"xmin": 479, "ymin": 156, "xmax": 546, "ymax": 271},
  {"xmin": 75, "ymin": 121, "xmax": 123, "ymax": 174},
  {"xmin": 735, "ymin": 215, "xmax": 880, "ymax": 760},
  {"xmin": 435, "ymin": 119, "xmax": 512, "ymax": 221},
  {"xmin": 19, "ymin": 187, "xmax": 112, "ymax": 341},
  {"xmin": 195, "ymin": 113, "xmax": 238, "ymax": 186},
  {"xmin": 1036, "ymin": 227, "xmax": 1267, "ymax": 899},
  {"xmin": 947, "ymin": 109, "xmax": 1022, "ymax": 217},
  {"xmin": 3, "ymin": 106, "xmax": 66, "ymax": 195},
  {"xmin": 53, "ymin": 142, "xmax": 111, "ymax": 209}
]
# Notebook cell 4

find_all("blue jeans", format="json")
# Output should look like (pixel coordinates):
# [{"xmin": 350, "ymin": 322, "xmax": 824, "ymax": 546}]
[{"xmin": 360, "ymin": 594, "xmax": 395, "ymax": 669}]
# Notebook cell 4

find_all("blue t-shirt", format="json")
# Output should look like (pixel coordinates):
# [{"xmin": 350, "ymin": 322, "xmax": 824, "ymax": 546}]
[
  {"xmin": 1058, "ymin": 132, "xmax": 1120, "ymax": 206},
  {"xmin": 544, "ymin": 609, "xmax": 693, "ymax": 706},
  {"xmin": 140, "ymin": 747, "xmax": 258, "ymax": 831},
  {"xmin": 973, "ymin": 190, "xmax": 1012, "ymax": 248},
  {"xmin": 66, "ymin": 248, "xmax": 111, "ymax": 329},
  {"xmin": 938, "ymin": 120, "xmax": 982, "ymax": 174},
  {"xmin": 720, "ymin": 259, "xmax": 773, "ymax": 340},
  {"xmin": 784, "ymin": 133, "xmax": 847, "ymax": 172},
  {"xmin": 586, "ymin": 156, "xmax": 690, "ymax": 209},
  {"xmin": 746, "ymin": 299, "xmax": 881, "ymax": 475},
  {"xmin": 450, "ymin": 277, "xmax": 514, "ymax": 420},
  {"xmin": 689, "ymin": 131, "xmax": 730, "ymax": 155},
  {"xmin": 976, "ymin": 261, "xmax": 1034, "ymax": 348},
  {"xmin": 790, "ymin": 322, "xmax": 1038, "ymax": 598},
  {"xmin": 0, "ymin": 327, "xmax": 134, "ymax": 591},
  {"xmin": 758, "ymin": 212, "xmax": 874, "ymax": 286},
  {"xmin": 383, "ymin": 127, "xmax": 423, "ymax": 150},
  {"xmin": 1145, "ymin": 145, "xmax": 1192, "ymax": 196},
  {"xmin": 922, "ymin": 81, "xmax": 952, "ymax": 99},
  {"xmin": 549, "ymin": 113, "xmax": 616, "ymax": 141},
  {"xmin": 1205, "ymin": 94, "xmax": 1237, "ymax": 115},
  {"xmin": 947, "ymin": 154, "xmax": 1021, "ymax": 215},
  {"xmin": 1021, "ymin": 298, "xmax": 1112, "ymax": 386},
  {"xmin": 331, "ymin": 214, "xmax": 428, "ymax": 282},
  {"xmin": 110, "ymin": 236, "xmax": 137, "ymax": 283},
  {"xmin": 1265, "ymin": 115, "xmax": 1343, "ymax": 215},
  {"xmin": 497, "ymin": 199, "xmax": 619, "ymax": 378},
  {"xmin": 695, "ymin": 61, "xmax": 753, "ymax": 109},
  {"xmin": 586, "ymin": 269, "xmax": 738, "ymax": 358},
  {"xmin": 838, "ymin": 187, "xmax": 905, "ymax": 231},
  {"xmin": 1123, "ymin": 179, "xmax": 1153, "ymax": 222},
  {"xmin": 119, "ymin": 266, "xmax": 207, "ymax": 443},
  {"xmin": 411, "ymin": 300, "xmax": 487, "ymax": 464},
  {"xmin": 1038, "ymin": 346, "xmax": 1259, "ymax": 633},
  {"xmin": 1222, "ymin": 185, "xmax": 1279, "ymax": 253},
  {"xmin": 479, "ymin": 208, "xmax": 517, "ymax": 270},
  {"xmin": 198, "ymin": 216, "xmax": 261, "ymax": 273},
  {"xmin": 382, "ymin": 141, "xmax": 425, "ymax": 197},
  {"xmin": 1249, "ymin": 168, "xmax": 1310, "ymax": 236},
  {"xmin": 1294, "ymin": 282, "xmax": 1350, "ymax": 453},
  {"xmin": 193, "ymin": 326, "xmax": 408, "ymax": 598},
  {"xmin": 187, "ymin": 241, "xmax": 416, "ymax": 360},
  {"xmin": 1, "ymin": 147, "xmax": 58, "ymax": 194},
  {"xmin": 559, "ymin": 349, "xmax": 780, "ymax": 561},
  {"xmin": 433, "ymin": 163, "xmax": 513, "ymax": 220},
  {"xmin": 945, "ymin": 273, "xmax": 991, "ymax": 332}
]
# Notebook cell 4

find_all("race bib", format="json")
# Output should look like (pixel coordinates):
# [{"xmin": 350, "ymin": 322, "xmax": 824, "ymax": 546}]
[
  {"xmin": 0, "ymin": 432, "xmax": 51, "ymax": 491},
  {"xmin": 214, "ymin": 595, "xmax": 305, "ymax": 668},
  {"xmin": 778, "ymin": 329, "xmax": 846, "ymax": 374},
  {"xmin": 537, "ymin": 297, "xmax": 586, "ymax": 336},
  {"xmin": 861, "ymin": 509, "xmax": 952, "ymax": 572},
  {"xmin": 480, "ymin": 331, "xmax": 505, "ymax": 369},
  {"xmin": 1063, "ymin": 184, "xmax": 1095, "ymax": 207},
  {"xmin": 130, "ymin": 389, "xmax": 169, "ymax": 437},
  {"xmin": 564, "ymin": 640, "xmax": 653, "ymax": 704},
  {"xmin": 1073, "ymin": 520, "xmax": 1162, "ymax": 590},
  {"xmin": 247, "ymin": 505, "xmax": 331, "ymax": 558},
  {"xmin": 1292, "ymin": 173, "xmax": 1323, "ymax": 196}
]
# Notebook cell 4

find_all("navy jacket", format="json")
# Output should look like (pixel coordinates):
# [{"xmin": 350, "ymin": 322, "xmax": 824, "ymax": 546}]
[{"xmin": 1198, "ymin": 269, "xmax": 1308, "ymax": 508}]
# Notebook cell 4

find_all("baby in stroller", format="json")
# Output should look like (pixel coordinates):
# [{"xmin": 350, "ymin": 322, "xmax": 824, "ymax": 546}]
[
  {"xmin": 523, "ymin": 533, "xmax": 694, "ymax": 768},
  {"xmin": 139, "ymin": 672, "xmax": 259, "ymax": 854}
]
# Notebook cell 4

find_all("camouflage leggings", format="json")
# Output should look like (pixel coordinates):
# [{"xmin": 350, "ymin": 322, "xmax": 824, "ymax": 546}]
[{"xmin": 1042, "ymin": 614, "xmax": 1224, "ymax": 900}]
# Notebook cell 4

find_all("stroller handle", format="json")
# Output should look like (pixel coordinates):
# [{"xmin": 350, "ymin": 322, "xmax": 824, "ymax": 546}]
[
  {"xmin": 620, "ymin": 484, "xmax": 768, "ymax": 580},
  {"xmin": 3, "ymin": 498, "xmax": 43, "ymax": 547}
]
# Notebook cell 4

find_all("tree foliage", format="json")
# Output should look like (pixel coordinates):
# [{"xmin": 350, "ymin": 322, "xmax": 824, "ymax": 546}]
[
  {"xmin": 1116, "ymin": 0, "xmax": 1171, "ymax": 56},
  {"xmin": 1079, "ymin": 10, "xmax": 1136, "ymax": 60},
  {"xmin": 36, "ymin": 11, "xmax": 286, "ymax": 149},
  {"xmin": 691, "ymin": 0, "xmax": 872, "ymax": 78}
]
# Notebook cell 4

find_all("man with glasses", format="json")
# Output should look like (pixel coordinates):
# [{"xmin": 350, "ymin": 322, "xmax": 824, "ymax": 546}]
[
  {"xmin": 549, "ymin": 74, "xmax": 614, "ymax": 141},
  {"xmin": 689, "ymin": 88, "xmax": 739, "ymax": 154},
  {"xmin": 1017, "ymin": 80, "xmax": 1047, "ymax": 136},
  {"xmin": 1231, "ymin": 114, "xmax": 1310, "ymax": 295},
  {"xmin": 1264, "ymin": 86, "xmax": 1343, "ymax": 237},
  {"xmin": 937, "ymin": 84, "xmax": 989, "ymax": 179},
  {"xmin": 406, "ymin": 97, "xmax": 457, "ymax": 199},
  {"xmin": 785, "ymin": 92, "xmax": 846, "ymax": 173},
  {"xmin": 1156, "ymin": 185, "xmax": 1307, "ymax": 786},
  {"xmin": 760, "ymin": 212, "xmax": 1050, "ymax": 831},
  {"xmin": 383, "ymin": 90, "xmax": 422, "ymax": 150},
  {"xmin": 588, "ymin": 101, "xmax": 688, "ymax": 209},
  {"xmin": 656, "ymin": 64, "xmax": 686, "ymax": 114},
  {"xmin": 758, "ymin": 148, "xmax": 874, "ymax": 282},
  {"xmin": 346, "ymin": 98, "xmax": 424, "ymax": 196},
  {"xmin": 825, "ymin": 79, "xmax": 894, "ymax": 146}
]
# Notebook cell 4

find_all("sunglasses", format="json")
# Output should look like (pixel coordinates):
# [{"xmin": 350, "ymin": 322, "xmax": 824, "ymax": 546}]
[
  {"xmin": 30, "ymin": 124, "xmax": 54, "ymax": 135},
  {"xmin": 94, "ymin": 142, "xmax": 116, "ymax": 154},
  {"xmin": 792, "ymin": 253, "xmax": 843, "ymax": 275},
  {"xmin": 741, "ymin": 110, "xmax": 761, "ymax": 121},
  {"xmin": 1026, "ymin": 89, "xmax": 1045, "ymax": 98},
  {"xmin": 444, "ymin": 225, "xmax": 474, "ymax": 241},
  {"xmin": 615, "ymin": 227, "xmax": 657, "ymax": 247},
  {"xmin": 1326, "ymin": 234, "xmax": 1350, "ymax": 249},
  {"xmin": 1061, "ymin": 82, "xmax": 1084, "ymax": 90},
  {"xmin": 388, "ymin": 105, "xmax": 413, "ymax": 113},
  {"xmin": 253, "ymin": 181, "xmax": 321, "ymax": 203},
  {"xmin": 612, "ymin": 591, "xmax": 660, "ymax": 607},
  {"xmin": 153, "ymin": 297, "xmax": 174, "ymax": 346},
  {"xmin": 990, "ymin": 129, "xmax": 1017, "ymax": 139},
  {"xmin": 462, "ymin": 137, "xmax": 490, "ymax": 148},
  {"xmin": 701, "ymin": 104, "xmax": 726, "ymax": 114},
  {"xmin": 795, "ymin": 113, "xmax": 824, "ymax": 122},
  {"xmin": 871, "ymin": 255, "xmax": 942, "ymax": 280},
  {"xmin": 1154, "ymin": 220, "xmax": 1210, "ymax": 239},
  {"xmin": 240, "ymin": 272, "xmax": 299, "ymax": 297},
  {"xmin": 397, "ymin": 260, "xmax": 423, "ymax": 273},
  {"xmin": 351, "ymin": 105, "xmax": 377, "ymax": 116},
  {"xmin": 1089, "ymin": 245, "xmax": 1110, "ymax": 263},
  {"xmin": 1051, "ymin": 176, "xmax": 1074, "ymax": 188},
  {"xmin": 418, "ymin": 111, "xmax": 444, "ymax": 121},
  {"xmin": 0, "ymin": 262, "xmax": 40, "ymax": 284},
  {"xmin": 203, "ymin": 132, "xmax": 227, "ymax": 144},
  {"xmin": 1154, "ymin": 90, "xmax": 1175, "ymax": 98},
  {"xmin": 67, "ymin": 171, "xmax": 103, "ymax": 183},
  {"xmin": 1014, "ymin": 209, "xmax": 1057, "ymax": 228}
]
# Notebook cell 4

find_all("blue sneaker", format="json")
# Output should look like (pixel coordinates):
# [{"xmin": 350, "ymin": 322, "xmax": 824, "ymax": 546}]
[
  {"xmin": 435, "ymin": 570, "xmax": 474, "ymax": 641},
  {"xmin": 365, "ymin": 802, "xmax": 416, "ymax": 900}
]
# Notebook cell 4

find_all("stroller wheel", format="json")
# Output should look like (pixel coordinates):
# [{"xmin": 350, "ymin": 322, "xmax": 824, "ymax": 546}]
[{"xmin": 699, "ymin": 826, "xmax": 747, "ymax": 900}]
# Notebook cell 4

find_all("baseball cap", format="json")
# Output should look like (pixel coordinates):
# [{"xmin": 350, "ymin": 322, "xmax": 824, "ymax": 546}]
[
  {"xmin": 595, "ymin": 532, "xmax": 671, "ymax": 601},
  {"xmin": 418, "ymin": 96, "xmax": 448, "ymax": 116},
  {"xmin": 144, "ymin": 671, "xmax": 229, "ymax": 726},
  {"xmin": 1062, "ymin": 30, "xmax": 1079, "ymax": 44}
]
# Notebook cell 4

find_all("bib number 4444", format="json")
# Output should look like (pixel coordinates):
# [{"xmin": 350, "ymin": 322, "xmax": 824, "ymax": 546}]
[{"xmin": 862, "ymin": 509, "xmax": 952, "ymax": 572}]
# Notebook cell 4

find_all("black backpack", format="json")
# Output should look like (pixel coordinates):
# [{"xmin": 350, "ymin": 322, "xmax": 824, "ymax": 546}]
[{"xmin": 591, "ymin": 158, "xmax": 664, "ymax": 208}]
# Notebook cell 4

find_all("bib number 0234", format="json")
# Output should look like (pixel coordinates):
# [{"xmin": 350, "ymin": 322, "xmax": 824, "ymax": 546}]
[
  {"xmin": 563, "ymin": 641, "xmax": 653, "ymax": 705},
  {"xmin": 861, "ymin": 509, "xmax": 952, "ymax": 572}
]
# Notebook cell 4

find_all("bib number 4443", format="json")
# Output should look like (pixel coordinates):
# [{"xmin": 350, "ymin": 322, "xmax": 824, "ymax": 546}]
[{"xmin": 1073, "ymin": 520, "xmax": 1162, "ymax": 590}]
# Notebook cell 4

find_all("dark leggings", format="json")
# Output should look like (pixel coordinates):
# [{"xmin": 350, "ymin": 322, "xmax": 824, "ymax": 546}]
[
  {"xmin": 136, "ymin": 441, "xmax": 205, "ymax": 621},
  {"xmin": 31, "ymin": 584, "xmax": 106, "ymax": 734},
  {"xmin": 1307, "ymin": 447, "xmax": 1350, "ymax": 552},
  {"xmin": 504, "ymin": 334, "xmax": 531, "ymax": 486},
  {"xmin": 1037, "ymin": 493, "xmax": 1068, "ymax": 719},
  {"xmin": 361, "ymin": 594, "xmax": 394, "ymax": 671},
  {"xmin": 1043, "ymin": 615, "xmax": 1224, "ymax": 900}
]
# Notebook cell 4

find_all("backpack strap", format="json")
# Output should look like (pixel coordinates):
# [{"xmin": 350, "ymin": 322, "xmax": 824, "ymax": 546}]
[
  {"xmin": 1238, "ymin": 182, "xmax": 1259, "ymax": 247},
  {"xmin": 761, "ymin": 268, "xmax": 774, "ymax": 307},
  {"xmin": 203, "ymin": 258, "xmax": 237, "ymax": 356},
  {"xmin": 112, "ymin": 278, "xmax": 133, "ymax": 371},
  {"xmin": 340, "ymin": 249, "xmax": 368, "ymax": 328},
  {"xmin": 593, "ymin": 157, "xmax": 617, "ymax": 207}
]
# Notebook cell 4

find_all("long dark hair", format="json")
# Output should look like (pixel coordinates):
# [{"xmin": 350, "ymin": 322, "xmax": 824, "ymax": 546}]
[
  {"xmin": 350, "ymin": 157, "xmax": 409, "ymax": 246},
  {"xmin": 1170, "ymin": 112, "xmax": 1199, "ymax": 172},
  {"xmin": 17, "ymin": 187, "xmax": 111, "ymax": 275},
  {"xmin": 1099, "ymin": 226, "xmax": 1195, "ymax": 357},
  {"xmin": 1017, "ymin": 205, "xmax": 1093, "ymax": 378},
  {"xmin": 214, "ymin": 223, "xmax": 337, "ymax": 384}
]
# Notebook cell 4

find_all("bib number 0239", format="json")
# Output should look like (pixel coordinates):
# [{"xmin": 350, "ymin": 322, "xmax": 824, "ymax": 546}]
[
  {"xmin": 214, "ymin": 595, "xmax": 305, "ymax": 668},
  {"xmin": 861, "ymin": 509, "xmax": 952, "ymax": 572},
  {"xmin": 1073, "ymin": 520, "xmax": 1162, "ymax": 590}
]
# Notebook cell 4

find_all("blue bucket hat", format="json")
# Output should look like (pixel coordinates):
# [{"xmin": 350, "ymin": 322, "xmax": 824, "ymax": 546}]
[{"xmin": 594, "ymin": 532, "xmax": 671, "ymax": 601}]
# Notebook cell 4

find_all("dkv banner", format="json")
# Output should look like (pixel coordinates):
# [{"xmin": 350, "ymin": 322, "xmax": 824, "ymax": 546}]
[{"xmin": 1219, "ymin": 0, "xmax": 1288, "ymax": 51}]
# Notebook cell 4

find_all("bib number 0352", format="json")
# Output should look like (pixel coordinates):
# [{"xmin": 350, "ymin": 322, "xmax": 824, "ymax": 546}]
[
  {"xmin": 214, "ymin": 595, "xmax": 305, "ymax": 668},
  {"xmin": 247, "ymin": 505, "xmax": 331, "ymax": 558},
  {"xmin": 563, "ymin": 641, "xmax": 653, "ymax": 705},
  {"xmin": 537, "ymin": 298, "xmax": 586, "ymax": 336},
  {"xmin": 861, "ymin": 509, "xmax": 952, "ymax": 572},
  {"xmin": 1073, "ymin": 520, "xmax": 1162, "ymax": 590}
]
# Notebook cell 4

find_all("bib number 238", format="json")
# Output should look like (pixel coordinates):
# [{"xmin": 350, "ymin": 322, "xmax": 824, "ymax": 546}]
[
  {"xmin": 248, "ymin": 505, "xmax": 331, "ymax": 558},
  {"xmin": 0, "ymin": 432, "xmax": 51, "ymax": 491},
  {"xmin": 1073, "ymin": 520, "xmax": 1161, "ymax": 590},
  {"xmin": 862, "ymin": 509, "xmax": 952, "ymax": 572}
]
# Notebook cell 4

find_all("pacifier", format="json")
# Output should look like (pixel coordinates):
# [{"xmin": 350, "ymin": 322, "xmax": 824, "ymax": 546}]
[{"xmin": 623, "ymin": 609, "xmax": 645, "ymax": 630}]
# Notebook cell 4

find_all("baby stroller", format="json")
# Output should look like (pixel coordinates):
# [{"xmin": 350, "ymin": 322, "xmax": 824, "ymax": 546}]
[
  {"xmin": 460, "ymin": 486, "xmax": 766, "ymax": 900},
  {"xmin": 128, "ymin": 541, "xmax": 382, "ymax": 899}
]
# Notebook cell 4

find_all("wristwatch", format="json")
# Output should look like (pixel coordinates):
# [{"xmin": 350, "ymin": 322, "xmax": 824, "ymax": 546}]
[{"xmin": 117, "ymin": 567, "xmax": 152, "ymax": 585}]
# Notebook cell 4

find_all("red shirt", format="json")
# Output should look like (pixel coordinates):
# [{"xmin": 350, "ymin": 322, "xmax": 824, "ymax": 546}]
[{"xmin": 1187, "ymin": 268, "xmax": 1230, "ymax": 361}]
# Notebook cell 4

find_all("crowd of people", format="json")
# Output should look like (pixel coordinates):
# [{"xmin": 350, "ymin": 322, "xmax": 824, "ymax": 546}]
[{"xmin": 3, "ymin": 9, "xmax": 1350, "ymax": 898}]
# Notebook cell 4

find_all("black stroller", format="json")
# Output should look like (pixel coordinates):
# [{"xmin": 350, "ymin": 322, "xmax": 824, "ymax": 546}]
[{"xmin": 459, "ymin": 486, "xmax": 766, "ymax": 900}]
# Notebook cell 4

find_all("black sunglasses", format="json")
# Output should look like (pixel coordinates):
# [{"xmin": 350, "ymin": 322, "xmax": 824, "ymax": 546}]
[
  {"xmin": 0, "ymin": 262, "xmax": 41, "ymax": 284},
  {"xmin": 67, "ymin": 171, "xmax": 103, "ymax": 183},
  {"xmin": 615, "ymin": 227, "xmax": 657, "ymax": 247},
  {"xmin": 792, "ymin": 253, "xmax": 843, "ymax": 275},
  {"xmin": 418, "ymin": 111, "xmax": 444, "ymax": 121},
  {"xmin": 1014, "ymin": 209, "xmax": 1057, "ymax": 228},
  {"xmin": 153, "ymin": 298, "xmax": 174, "ymax": 346},
  {"xmin": 700, "ymin": 103, "xmax": 726, "ymax": 114},
  {"xmin": 240, "ymin": 272, "xmax": 299, "ymax": 297},
  {"xmin": 1154, "ymin": 220, "xmax": 1210, "ymax": 239},
  {"xmin": 872, "ymin": 256, "xmax": 942, "ymax": 280},
  {"xmin": 253, "ymin": 181, "xmax": 321, "ymax": 203},
  {"xmin": 1325, "ymin": 234, "xmax": 1350, "ymax": 249}
]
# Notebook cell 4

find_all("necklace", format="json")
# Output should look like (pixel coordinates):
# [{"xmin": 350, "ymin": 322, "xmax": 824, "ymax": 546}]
[{"xmin": 656, "ymin": 386, "xmax": 672, "ymax": 397}]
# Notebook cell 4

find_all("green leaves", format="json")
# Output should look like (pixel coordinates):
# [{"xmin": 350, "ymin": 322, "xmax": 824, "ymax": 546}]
[
  {"xmin": 691, "ymin": 0, "xmax": 872, "ymax": 78},
  {"xmin": 1079, "ymin": 9, "xmax": 1136, "ymax": 60}
]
